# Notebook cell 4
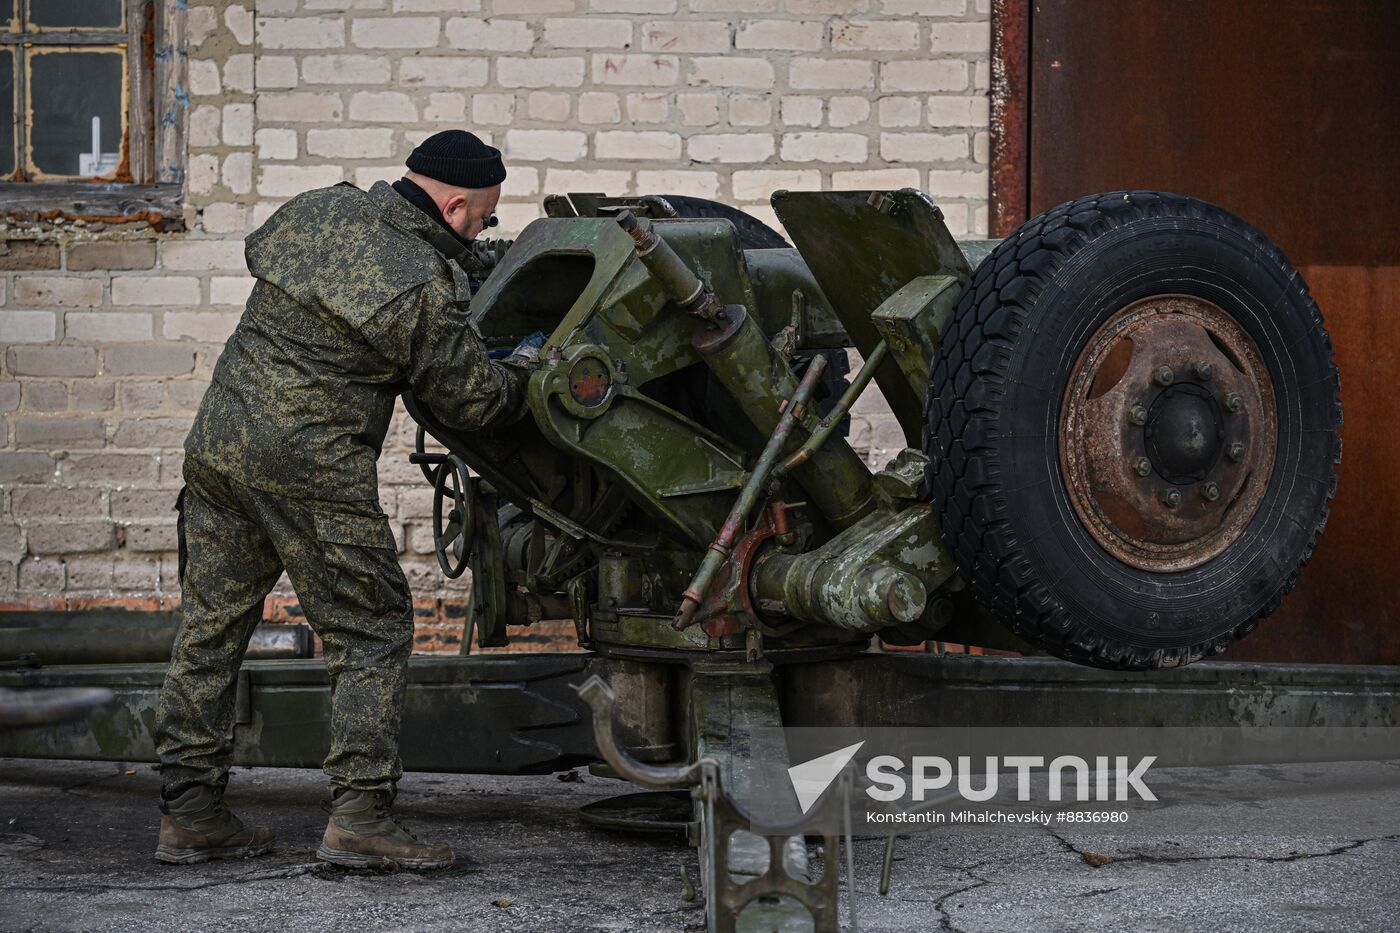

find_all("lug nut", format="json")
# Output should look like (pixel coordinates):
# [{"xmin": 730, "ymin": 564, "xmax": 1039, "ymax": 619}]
[
  {"xmin": 1162, "ymin": 489, "xmax": 1182, "ymax": 509},
  {"xmin": 1133, "ymin": 457, "xmax": 1152, "ymax": 477},
  {"xmin": 1193, "ymin": 360, "xmax": 1213, "ymax": 380},
  {"xmin": 1129, "ymin": 405, "xmax": 1149, "ymax": 426},
  {"xmin": 1154, "ymin": 365, "xmax": 1175, "ymax": 387},
  {"xmin": 1225, "ymin": 393, "xmax": 1243, "ymax": 413},
  {"xmin": 1227, "ymin": 442, "xmax": 1245, "ymax": 462},
  {"xmin": 1201, "ymin": 482, "xmax": 1221, "ymax": 502}
]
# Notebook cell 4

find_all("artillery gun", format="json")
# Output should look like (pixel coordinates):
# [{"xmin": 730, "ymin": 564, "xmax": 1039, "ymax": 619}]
[
  {"xmin": 393, "ymin": 187, "xmax": 1341, "ymax": 929},
  {"xmin": 411, "ymin": 187, "xmax": 1340, "ymax": 673}
]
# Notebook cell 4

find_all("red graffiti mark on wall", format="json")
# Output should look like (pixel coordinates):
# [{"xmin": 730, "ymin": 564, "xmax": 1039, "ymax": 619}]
[{"xmin": 646, "ymin": 29, "xmax": 679, "ymax": 50}]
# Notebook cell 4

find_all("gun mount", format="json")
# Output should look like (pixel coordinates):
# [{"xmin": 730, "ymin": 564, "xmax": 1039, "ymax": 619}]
[
  {"xmin": 405, "ymin": 187, "xmax": 1339, "ymax": 673},
  {"xmin": 396, "ymin": 187, "xmax": 1341, "ymax": 927},
  {"xmin": 406, "ymin": 189, "xmax": 973, "ymax": 662}
]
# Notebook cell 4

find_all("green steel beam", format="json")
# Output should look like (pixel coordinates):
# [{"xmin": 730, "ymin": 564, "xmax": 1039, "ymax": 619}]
[
  {"xmin": 0, "ymin": 654, "xmax": 603, "ymax": 774},
  {"xmin": 5, "ymin": 652, "xmax": 1400, "ymax": 772}
]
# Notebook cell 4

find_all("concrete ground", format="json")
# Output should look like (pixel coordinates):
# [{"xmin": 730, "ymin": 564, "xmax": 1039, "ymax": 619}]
[{"xmin": 1, "ymin": 758, "xmax": 1398, "ymax": 932}]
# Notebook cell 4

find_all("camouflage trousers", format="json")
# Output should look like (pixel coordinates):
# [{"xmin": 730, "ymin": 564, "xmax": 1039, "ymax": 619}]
[{"xmin": 154, "ymin": 456, "xmax": 412, "ymax": 797}]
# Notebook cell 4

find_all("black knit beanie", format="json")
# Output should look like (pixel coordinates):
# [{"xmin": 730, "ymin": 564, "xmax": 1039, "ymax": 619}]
[{"xmin": 406, "ymin": 130, "xmax": 506, "ymax": 188}]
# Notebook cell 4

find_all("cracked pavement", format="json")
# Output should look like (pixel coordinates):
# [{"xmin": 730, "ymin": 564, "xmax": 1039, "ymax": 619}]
[{"xmin": 2, "ymin": 758, "xmax": 1398, "ymax": 932}]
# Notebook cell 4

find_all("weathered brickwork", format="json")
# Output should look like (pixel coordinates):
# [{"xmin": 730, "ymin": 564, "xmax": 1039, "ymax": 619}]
[{"xmin": 0, "ymin": 0, "xmax": 991, "ymax": 650}]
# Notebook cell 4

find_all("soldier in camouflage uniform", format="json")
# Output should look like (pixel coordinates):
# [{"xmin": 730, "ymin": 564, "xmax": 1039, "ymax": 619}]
[{"xmin": 153, "ymin": 132, "xmax": 534, "ymax": 869}]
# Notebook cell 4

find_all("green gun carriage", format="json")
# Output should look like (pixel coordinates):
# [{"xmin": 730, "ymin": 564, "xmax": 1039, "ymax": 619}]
[{"xmin": 408, "ymin": 187, "xmax": 1339, "ymax": 673}]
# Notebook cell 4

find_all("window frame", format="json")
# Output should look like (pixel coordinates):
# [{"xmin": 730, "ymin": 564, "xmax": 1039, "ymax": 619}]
[{"xmin": 0, "ymin": 0, "xmax": 184, "ymax": 220}]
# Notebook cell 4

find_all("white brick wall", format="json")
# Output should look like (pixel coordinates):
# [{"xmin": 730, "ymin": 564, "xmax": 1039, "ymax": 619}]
[{"xmin": 0, "ymin": 0, "xmax": 991, "ymax": 609}]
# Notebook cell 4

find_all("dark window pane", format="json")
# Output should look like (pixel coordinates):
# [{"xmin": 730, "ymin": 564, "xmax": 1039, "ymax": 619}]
[
  {"xmin": 27, "ymin": 0, "xmax": 122, "ymax": 29},
  {"xmin": 0, "ymin": 50, "xmax": 12, "ymax": 178},
  {"xmin": 28, "ymin": 49, "xmax": 124, "ymax": 178}
]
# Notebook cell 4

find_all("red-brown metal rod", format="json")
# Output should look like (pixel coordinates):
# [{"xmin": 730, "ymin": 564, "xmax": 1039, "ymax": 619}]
[
  {"xmin": 673, "ymin": 355, "xmax": 829, "ymax": 631},
  {"xmin": 775, "ymin": 339, "xmax": 888, "ymax": 479}
]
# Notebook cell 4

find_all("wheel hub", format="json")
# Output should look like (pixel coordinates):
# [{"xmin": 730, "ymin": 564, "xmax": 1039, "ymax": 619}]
[
  {"xmin": 1059, "ymin": 295, "xmax": 1277, "ymax": 572},
  {"xmin": 1144, "ymin": 384, "xmax": 1223, "ymax": 482}
]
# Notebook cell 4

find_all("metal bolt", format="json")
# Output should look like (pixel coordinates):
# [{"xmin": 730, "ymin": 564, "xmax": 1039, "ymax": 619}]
[
  {"xmin": 1201, "ymin": 482, "xmax": 1221, "ymax": 502},
  {"xmin": 1193, "ymin": 360, "xmax": 1213, "ymax": 380},
  {"xmin": 1227, "ymin": 442, "xmax": 1245, "ymax": 462},
  {"xmin": 1154, "ymin": 365, "xmax": 1175, "ymax": 387},
  {"xmin": 1133, "ymin": 457, "xmax": 1152, "ymax": 477},
  {"xmin": 1162, "ymin": 489, "xmax": 1182, "ymax": 509},
  {"xmin": 1129, "ymin": 405, "xmax": 1149, "ymax": 426},
  {"xmin": 1225, "ymin": 393, "xmax": 1243, "ymax": 413}
]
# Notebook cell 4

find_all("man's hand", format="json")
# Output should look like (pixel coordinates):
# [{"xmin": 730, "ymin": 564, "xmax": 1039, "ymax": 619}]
[{"xmin": 506, "ymin": 331, "xmax": 547, "ymax": 365}]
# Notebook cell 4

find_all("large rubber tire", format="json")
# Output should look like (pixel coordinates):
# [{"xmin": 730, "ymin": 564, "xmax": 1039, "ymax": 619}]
[{"xmin": 924, "ymin": 191, "xmax": 1341, "ymax": 670}]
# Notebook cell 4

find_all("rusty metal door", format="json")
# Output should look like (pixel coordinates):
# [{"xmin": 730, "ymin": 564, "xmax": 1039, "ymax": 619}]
[{"xmin": 1013, "ymin": 0, "xmax": 1400, "ymax": 663}]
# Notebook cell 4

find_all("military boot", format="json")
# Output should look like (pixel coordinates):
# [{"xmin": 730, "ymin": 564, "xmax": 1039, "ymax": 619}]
[
  {"xmin": 316, "ymin": 789, "xmax": 454, "ymax": 870},
  {"xmin": 155, "ymin": 784, "xmax": 275, "ymax": 864}
]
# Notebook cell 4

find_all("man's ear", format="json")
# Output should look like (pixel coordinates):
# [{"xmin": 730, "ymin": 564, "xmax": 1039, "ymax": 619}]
[{"xmin": 441, "ymin": 192, "xmax": 468, "ymax": 225}]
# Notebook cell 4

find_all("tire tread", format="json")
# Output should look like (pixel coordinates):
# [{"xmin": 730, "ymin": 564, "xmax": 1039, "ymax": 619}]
[{"xmin": 921, "ymin": 190, "xmax": 1342, "ymax": 670}]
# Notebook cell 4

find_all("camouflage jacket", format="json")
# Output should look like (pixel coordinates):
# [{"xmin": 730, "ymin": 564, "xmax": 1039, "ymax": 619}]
[{"xmin": 186, "ymin": 181, "xmax": 529, "ymax": 502}]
